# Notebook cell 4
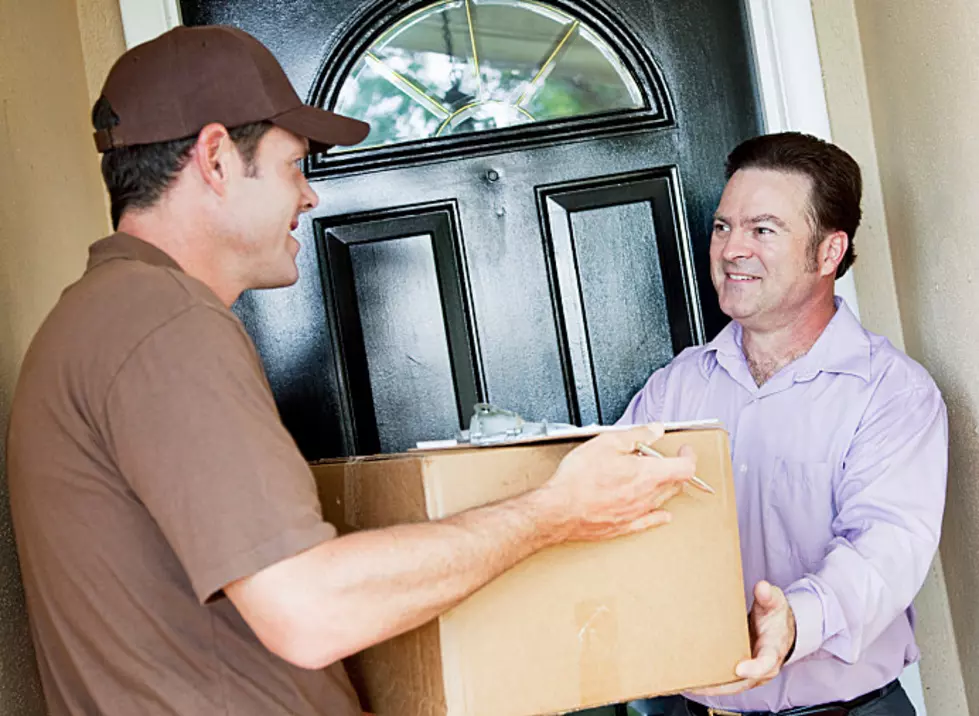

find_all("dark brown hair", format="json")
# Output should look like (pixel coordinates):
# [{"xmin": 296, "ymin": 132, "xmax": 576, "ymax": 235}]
[
  {"xmin": 725, "ymin": 132, "xmax": 861, "ymax": 278},
  {"xmin": 93, "ymin": 96, "xmax": 273, "ymax": 229}
]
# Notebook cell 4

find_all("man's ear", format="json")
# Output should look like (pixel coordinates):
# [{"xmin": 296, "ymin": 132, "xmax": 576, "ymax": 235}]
[
  {"xmin": 818, "ymin": 230, "xmax": 848, "ymax": 278},
  {"xmin": 192, "ymin": 123, "xmax": 237, "ymax": 196}
]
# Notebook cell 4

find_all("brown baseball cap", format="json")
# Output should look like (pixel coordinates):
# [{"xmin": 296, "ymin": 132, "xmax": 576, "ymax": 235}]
[{"xmin": 93, "ymin": 25, "xmax": 369, "ymax": 153}]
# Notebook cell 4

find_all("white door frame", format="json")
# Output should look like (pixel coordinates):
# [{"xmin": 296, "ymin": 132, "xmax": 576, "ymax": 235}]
[{"xmin": 118, "ymin": 0, "xmax": 181, "ymax": 50}]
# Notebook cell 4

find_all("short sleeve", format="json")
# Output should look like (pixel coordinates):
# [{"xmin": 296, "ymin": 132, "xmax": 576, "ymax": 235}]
[{"xmin": 103, "ymin": 304, "xmax": 336, "ymax": 604}]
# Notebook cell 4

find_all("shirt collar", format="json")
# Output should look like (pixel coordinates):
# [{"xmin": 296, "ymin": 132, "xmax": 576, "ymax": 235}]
[
  {"xmin": 86, "ymin": 232, "xmax": 184, "ymax": 273},
  {"xmin": 699, "ymin": 320, "xmax": 743, "ymax": 379},
  {"xmin": 699, "ymin": 297, "xmax": 872, "ymax": 385},
  {"xmin": 793, "ymin": 298, "xmax": 872, "ymax": 382}
]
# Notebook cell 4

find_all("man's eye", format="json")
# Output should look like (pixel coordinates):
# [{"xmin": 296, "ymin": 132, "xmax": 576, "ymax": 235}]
[
  {"xmin": 713, "ymin": 223, "xmax": 729, "ymax": 233},
  {"xmin": 756, "ymin": 226, "xmax": 774, "ymax": 236}
]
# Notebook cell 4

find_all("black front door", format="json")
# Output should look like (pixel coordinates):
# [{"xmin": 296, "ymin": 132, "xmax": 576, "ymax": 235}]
[{"xmin": 180, "ymin": 0, "xmax": 761, "ymax": 460}]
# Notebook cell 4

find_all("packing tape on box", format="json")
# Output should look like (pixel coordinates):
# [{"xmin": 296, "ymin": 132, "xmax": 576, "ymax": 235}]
[
  {"xmin": 343, "ymin": 457, "xmax": 368, "ymax": 529},
  {"xmin": 575, "ymin": 598, "xmax": 620, "ymax": 706}
]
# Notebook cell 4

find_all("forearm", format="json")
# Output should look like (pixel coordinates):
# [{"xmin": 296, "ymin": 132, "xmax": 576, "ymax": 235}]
[
  {"xmin": 228, "ymin": 424, "xmax": 693, "ymax": 669},
  {"xmin": 321, "ymin": 489, "xmax": 566, "ymax": 641},
  {"xmin": 785, "ymin": 386, "xmax": 947, "ymax": 664},
  {"xmin": 785, "ymin": 525, "xmax": 938, "ymax": 664},
  {"xmin": 232, "ymin": 487, "xmax": 568, "ymax": 668}
]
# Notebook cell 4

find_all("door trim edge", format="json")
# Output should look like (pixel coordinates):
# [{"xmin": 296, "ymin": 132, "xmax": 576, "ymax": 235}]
[{"xmin": 117, "ymin": 0, "xmax": 182, "ymax": 49}]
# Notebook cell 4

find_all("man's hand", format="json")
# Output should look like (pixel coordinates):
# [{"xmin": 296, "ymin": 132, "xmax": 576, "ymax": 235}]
[
  {"xmin": 693, "ymin": 580, "xmax": 796, "ymax": 697},
  {"xmin": 533, "ymin": 424, "xmax": 696, "ymax": 543}
]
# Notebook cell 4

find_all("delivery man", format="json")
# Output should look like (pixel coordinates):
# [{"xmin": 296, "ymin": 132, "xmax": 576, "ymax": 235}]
[{"xmin": 7, "ymin": 25, "xmax": 703, "ymax": 716}]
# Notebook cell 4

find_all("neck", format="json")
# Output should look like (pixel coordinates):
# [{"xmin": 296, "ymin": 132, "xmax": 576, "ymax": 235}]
[
  {"xmin": 117, "ymin": 202, "xmax": 243, "ymax": 307},
  {"xmin": 740, "ymin": 292, "xmax": 837, "ymax": 386}
]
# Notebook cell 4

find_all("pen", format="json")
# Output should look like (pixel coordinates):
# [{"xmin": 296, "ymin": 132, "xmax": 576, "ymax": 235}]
[{"xmin": 634, "ymin": 441, "xmax": 716, "ymax": 495}]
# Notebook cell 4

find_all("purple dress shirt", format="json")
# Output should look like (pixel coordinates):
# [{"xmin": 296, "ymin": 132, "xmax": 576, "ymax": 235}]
[{"xmin": 619, "ymin": 299, "xmax": 947, "ymax": 712}]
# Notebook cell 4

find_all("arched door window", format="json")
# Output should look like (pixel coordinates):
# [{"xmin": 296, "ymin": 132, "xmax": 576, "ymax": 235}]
[{"xmin": 331, "ymin": 0, "xmax": 649, "ymax": 150}]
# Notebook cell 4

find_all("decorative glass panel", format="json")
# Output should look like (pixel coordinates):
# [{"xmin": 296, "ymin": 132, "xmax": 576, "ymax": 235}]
[{"xmin": 332, "ymin": 0, "xmax": 646, "ymax": 150}]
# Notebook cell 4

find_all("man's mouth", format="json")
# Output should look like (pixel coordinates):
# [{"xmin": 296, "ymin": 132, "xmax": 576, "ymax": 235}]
[
  {"xmin": 290, "ymin": 219, "xmax": 299, "ymax": 231},
  {"xmin": 726, "ymin": 273, "xmax": 760, "ymax": 283}
]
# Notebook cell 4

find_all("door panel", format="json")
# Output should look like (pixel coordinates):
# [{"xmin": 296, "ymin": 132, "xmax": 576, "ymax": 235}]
[
  {"xmin": 539, "ymin": 170, "xmax": 693, "ymax": 426},
  {"xmin": 180, "ymin": 0, "xmax": 762, "ymax": 459},
  {"xmin": 342, "ymin": 233, "xmax": 459, "ymax": 454},
  {"xmin": 319, "ymin": 205, "xmax": 482, "ymax": 454}
]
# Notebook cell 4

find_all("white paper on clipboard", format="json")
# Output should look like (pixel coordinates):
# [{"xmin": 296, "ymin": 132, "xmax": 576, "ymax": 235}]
[{"xmin": 414, "ymin": 418, "xmax": 722, "ymax": 451}]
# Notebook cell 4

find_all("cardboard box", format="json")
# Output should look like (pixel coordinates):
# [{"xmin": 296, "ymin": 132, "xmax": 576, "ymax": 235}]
[{"xmin": 312, "ymin": 428, "xmax": 749, "ymax": 716}]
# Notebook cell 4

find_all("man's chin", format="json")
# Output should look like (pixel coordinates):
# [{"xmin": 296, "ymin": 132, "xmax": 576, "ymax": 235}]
[
  {"xmin": 252, "ymin": 269, "xmax": 300, "ymax": 290},
  {"xmin": 719, "ymin": 297, "xmax": 757, "ymax": 322}
]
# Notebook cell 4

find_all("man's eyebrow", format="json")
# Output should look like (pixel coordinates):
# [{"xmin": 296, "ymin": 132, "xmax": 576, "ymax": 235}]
[
  {"xmin": 713, "ymin": 213, "xmax": 731, "ymax": 224},
  {"xmin": 747, "ymin": 214, "xmax": 790, "ymax": 231}
]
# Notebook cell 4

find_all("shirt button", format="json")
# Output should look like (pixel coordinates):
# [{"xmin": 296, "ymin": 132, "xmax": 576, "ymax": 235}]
[{"xmin": 740, "ymin": 464, "xmax": 748, "ymax": 474}]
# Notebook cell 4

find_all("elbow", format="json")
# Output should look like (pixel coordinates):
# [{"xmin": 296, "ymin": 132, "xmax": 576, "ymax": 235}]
[
  {"xmin": 257, "ymin": 608, "xmax": 363, "ymax": 670},
  {"xmin": 262, "ymin": 618, "xmax": 356, "ymax": 670},
  {"xmin": 225, "ymin": 557, "xmax": 374, "ymax": 670},
  {"xmin": 276, "ymin": 644, "xmax": 347, "ymax": 672}
]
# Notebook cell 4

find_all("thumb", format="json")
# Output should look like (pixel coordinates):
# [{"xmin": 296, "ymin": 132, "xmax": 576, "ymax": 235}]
[{"xmin": 754, "ymin": 580, "xmax": 775, "ymax": 608}]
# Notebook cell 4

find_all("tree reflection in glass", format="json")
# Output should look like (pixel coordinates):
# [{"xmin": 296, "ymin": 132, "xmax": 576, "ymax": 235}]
[{"xmin": 332, "ymin": 0, "xmax": 647, "ymax": 150}]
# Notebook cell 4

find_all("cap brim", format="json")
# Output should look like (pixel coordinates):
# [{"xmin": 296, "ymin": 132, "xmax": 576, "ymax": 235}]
[{"xmin": 271, "ymin": 105, "xmax": 370, "ymax": 153}]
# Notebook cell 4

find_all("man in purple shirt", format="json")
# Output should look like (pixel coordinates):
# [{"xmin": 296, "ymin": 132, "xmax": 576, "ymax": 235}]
[{"xmin": 621, "ymin": 133, "xmax": 947, "ymax": 715}]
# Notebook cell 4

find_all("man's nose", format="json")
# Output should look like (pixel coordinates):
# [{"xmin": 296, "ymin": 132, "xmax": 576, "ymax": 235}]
[
  {"xmin": 722, "ymin": 230, "xmax": 753, "ymax": 261},
  {"xmin": 300, "ymin": 178, "xmax": 319, "ymax": 212}
]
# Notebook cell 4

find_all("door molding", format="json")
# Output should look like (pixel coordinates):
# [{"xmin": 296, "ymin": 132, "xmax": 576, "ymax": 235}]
[
  {"xmin": 745, "ymin": 0, "xmax": 831, "ymax": 138},
  {"xmin": 114, "ymin": 0, "xmax": 859, "ymax": 313},
  {"xmin": 118, "ymin": 0, "xmax": 181, "ymax": 49}
]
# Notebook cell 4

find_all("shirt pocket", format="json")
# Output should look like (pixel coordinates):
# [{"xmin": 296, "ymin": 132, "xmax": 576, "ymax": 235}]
[{"xmin": 764, "ymin": 458, "xmax": 836, "ymax": 573}]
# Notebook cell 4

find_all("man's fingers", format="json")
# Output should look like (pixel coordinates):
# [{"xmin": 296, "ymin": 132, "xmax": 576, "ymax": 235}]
[
  {"xmin": 613, "ymin": 425, "xmax": 698, "ymax": 484},
  {"xmin": 676, "ymin": 443, "xmax": 697, "ymax": 462},
  {"xmin": 635, "ymin": 453, "xmax": 697, "ymax": 484},
  {"xmin": 689, "ymin": 679, "xmax": 756, "ymax": 697},
  {"xmin": 650, "ymin": 483, "xmax": 683, "ymax": 510},
  {"xmin": 638, "ymin": 422, "xmax": 666, "ymax": 444},
  {"xmin": 625, "ymin": 510, "xmax": 673, "ymax": 533},
  {"xmin": 735, "ymin": 645, "xmax": 779, "ymax": 680},
  {"xmin": 612, "ymin": 423, "xmax": 666, "ymax": 452}
]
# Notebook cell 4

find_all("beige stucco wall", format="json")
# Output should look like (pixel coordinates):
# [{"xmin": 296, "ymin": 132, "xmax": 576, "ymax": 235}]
[
  {"xmin": 75, "ymin": 0, "xmax": 127, "ymax": 104},
  {"xmin": 812, "ymin": 0, "xmax": 979, "ymax": 713},
  {"xmin": 0, "ymin": 0, "xmax": 122, "ymax": 710},
  {"xmin": 854, "ymin": 2, "xmax": 979, "ymax": 711}
]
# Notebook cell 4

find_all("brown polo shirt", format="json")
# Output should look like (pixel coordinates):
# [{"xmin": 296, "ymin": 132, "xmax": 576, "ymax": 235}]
[{"xmin": 7, "ymin": 233, "xmax": 360, "ymax": 715}]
